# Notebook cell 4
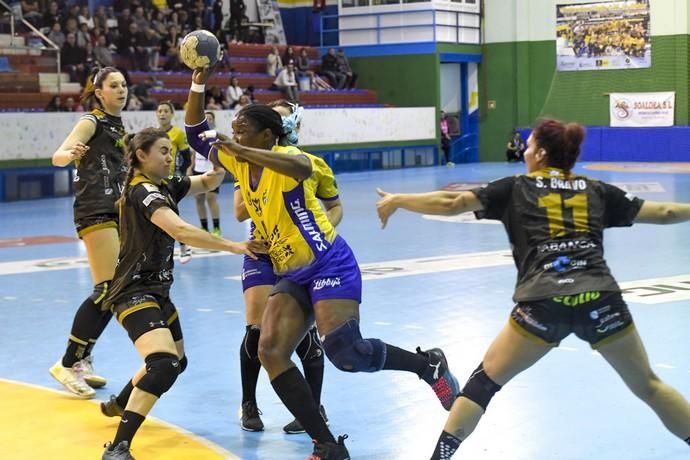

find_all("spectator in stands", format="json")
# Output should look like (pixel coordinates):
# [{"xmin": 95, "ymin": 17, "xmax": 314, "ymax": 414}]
[
  {"xmin": 61, "ymin": 33, "xmax": 87, "ymax": 84},
  {"xmin": 133, "ymin": 76, "xmax": 158, "ymax": 110},
  {"xmin": 48, "ymin": 22, "xmax": 66, "ymax": 49},
  {"xmin": 62, "ymin": 5, "xmax": 80, "ymax": 30},
  {"xmin": 272, "ymin": 61, "xmax": 299, "ymax": 103},
  {"xmin": 63, "ymin": 17, "xmax": 79, "ymax": 39},
  {"xmin": 283, "ymin": 46, "xmax": 297, "ymax": 67},
  {"xmin": 45, "ymin": 95, "xmax": 63, "ymax": 112},
  {"xmin": 120, "ymin": 22, "xmax": 145, "ymax": 70},
  {"xmin": 266, "ymin": 46, "xmax": 283, "ymax": 77},
  {"xmin": 140, "ymin": 27, "xmax": 162, "ymax": 71},
  {"xmin": 236, "ymin": 94, "xmax": 251, "ymax": 109},
  {"xmin": 118, "ymin": 8, "xmax": 133, "ymax": 37},
  {"xmin": 93, "ymin": 6, "xmax": 108, "ymax": 30},
  {"xmin": 336, "ymin": 48, "xmax": 358, "ymax": 89},
  {"xmin": 105, "ymin": 7, "xmax": 119, "ymax": 32},
  {"xmin": 206, "ymin": 96, "xmax": 223, "ymax": 110},
  {"xmin": 21, "ymin": 0, "xmax": 43, "ymax": 28},
  {"xmin": 506, "ymin": 130, "xmax": 525, "ymax": 162},
  {"xmin": 133, "ymin": 6, "xmax": 149, "ymax": 31},
  {"xmin": 62, "ymin": 96, "xmax": 84, "ymax": 112},
  {"xmin": 211, "ymin": 0, "xmax": 223, "ymax": 33},
  {"xmin": 225, "ymin": 76, "xmax": 244, "ymax": 109},
  {"xmin": 320, "ymin": 47, "xmax": 346, "ymax": 89},
  {"xmin": 229, "ymin": 0, "xmax": 247, "ymax": 40},
  {"xmin": 163, "ymin": 24, "xmax": 183, "ymax": 71},
  {"xmin": 126, "ymin": 94, "xmax": 143, "ymax": 111},
  {"xmin": 244, "ymin": 84, "xmax": 256, "ymax": 103},
  {"xmin": 94, "ymin": 35, "xmax": 114, "ymax": 67},
  {"xmin": 43, "ymin": 1, "xmax": 61, "ymax": 30},
  {"xmin": 206, "ymin": 85, "xmax": 225, "ymax": 107},
  {"xmin": 78, "ymin": 5, "xmax": 94, "ymax": 29},
  {"xmin": 76, "ymin": 22, "xmax": 92, "ymax": 49},
  {"xmin": 296, "ymin": 48, "xmax": 314, "ymax": 87}
]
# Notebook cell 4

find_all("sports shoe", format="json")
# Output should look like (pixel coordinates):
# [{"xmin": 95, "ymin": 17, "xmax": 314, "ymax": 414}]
[
  {"xmin": 49, "ymin": 360, "xmax": 96, "ymax": 399},
  {"xmin": 240, "ymin": 400, "xmax": 264, "ymax": 432},
  {"xmin": 179, "ymin": 244, "xmax": 192, "ymax": 264},
  {"xmin": 81, "ymin": 355, "xmax": 107, "ymax": 388},
  {"xmin": 102, "ymin": 441, "xmax": 135, "ymax": 460},
  {"xmin": 283, "ymin": 405, "xmax": 329, "ymax": 434},
  {"xmin": 417, "ymin": 347, "xmax": 460, "ymax": 411},
  {"xmin": 309, "ymin": 435, "xmax": 350, "ymax": 460},
  {"xmin": 211, "ymin": 227, "xmax": 222, "ymax": 237},
  {"xmin": 101, "ymin": 394, "xmax": 124, "ymax": 417}
]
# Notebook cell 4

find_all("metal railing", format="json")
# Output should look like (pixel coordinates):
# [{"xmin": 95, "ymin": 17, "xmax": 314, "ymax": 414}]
[
  {"xmin": 452, "ymin": 131, "xmax": 477, "ymax": 163},
  {"xmin": 321, "ymin": 8, "xmax": 480, "ymax": 47},
  {"xmin": 0, "ymin": 0, "xmax": 61, "ymax": 93}
]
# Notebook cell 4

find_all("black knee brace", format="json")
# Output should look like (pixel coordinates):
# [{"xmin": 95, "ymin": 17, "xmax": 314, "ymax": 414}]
[
  {"xmin": 89, "ymin": 280, "xmax": 111, "ymax": 307},
  {"xmin": 241, "ymin": 325, "xmax": 260, "ymax": 360},
  {"xmin": 179, "ymin": 355, "xmax": 188, "ymax": 374},
  {"xmin": 296, "ymin": 326, "xmax": 324, "ymax": 362},
  {"xmin": 460, "ymin": 362, "xmax": 502, "ymax": 411},
  {"xmin": 136, "ymin": 352, "xmax": 180, "ymax": 397},
  {"xmin": 322, "ymin": 318, "xmax": 386, "ymax": 373}
]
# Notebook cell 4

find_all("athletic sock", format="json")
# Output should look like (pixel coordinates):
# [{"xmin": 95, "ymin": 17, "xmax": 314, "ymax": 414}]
[
  {"xmin": 62, "ymin": 296, "xmax": 111, "ymax": 367},
  {"xmin": 271, "ymin": 366, "xmax": 334, "ymax": 443},
  {"xmin": 212, "ymin": 218, "xmax": 220, "ymax": 230},
  {"xmin": 382, "ymin": 344, "xmax": 428, "ymax": 376},
  {"xmin": 116, "ymin": 380, "xmax": 134, "ymax": 408},
  {"xmin": 113, "ymin": 410, "xmax": 146, "ymax": 446},
  {"xmin": 240, "ymin": 325, "xmax": 261, "ymax": 403},
  {"xmin": 431, "ymin": 431, "xmax": 462, "ymax": 460},
  {"xmin": 200, "ymin": 218, "xmax": 208, "ymax": 231}
]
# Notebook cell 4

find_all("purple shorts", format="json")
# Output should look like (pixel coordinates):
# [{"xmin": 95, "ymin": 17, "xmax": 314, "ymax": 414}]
[
  {"xmin": 241, "ymin": 254, "xmax": 276, "ymax": 292},
  {"xmin": 279, "ymin": 236, "xmax": 362, "ymax": 305}
]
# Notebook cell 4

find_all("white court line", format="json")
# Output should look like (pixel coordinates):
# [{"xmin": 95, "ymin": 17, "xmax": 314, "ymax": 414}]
[
  {"xmin": 196, "ymin": 308, "xmax": 213, "ymax": 313},
  {"xmin": 655, "ymin": 363, "xmax": 676, "ymax": 369}
]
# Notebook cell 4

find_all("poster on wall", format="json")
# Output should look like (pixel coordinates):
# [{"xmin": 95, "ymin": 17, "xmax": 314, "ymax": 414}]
[
  {"xmin": 609, "ymin": 92, "xmax": 674, "ymax": 127},
  {"xmin": 556, "ymin": 0, "xmax": 651, "ymax": 71},
  {"xmin": 255, "ymin": 0, "xmax": 287, "ymax": 45}
]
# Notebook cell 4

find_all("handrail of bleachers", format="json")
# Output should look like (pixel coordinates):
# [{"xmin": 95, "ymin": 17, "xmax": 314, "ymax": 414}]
[
  {"xmin": 320, "ymin": 8, "xmax": 481, "ymax": 47},
  {"xmin": 0, "ymin": 0, "xmax": 61, "ymax": 93}
]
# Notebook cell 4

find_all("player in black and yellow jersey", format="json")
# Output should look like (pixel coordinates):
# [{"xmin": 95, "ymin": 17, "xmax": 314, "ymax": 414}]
[
  {"xmin": 377, "ymin": 118, "xmax": 690, "ymax": 459},
  {"xmin": 233, "ymin": 100, "xmax": 333, "ymax": 434},
  {"xmin": 49, "ymin": 67, "xmax": 128, "ymax": 399},
  {"xmin": 99, "ymin": 128, "xmax": 263, "ymax": 459},
  {"xmin": 185, "ymin": 66, "xmax": 460, "ymax": 460}
]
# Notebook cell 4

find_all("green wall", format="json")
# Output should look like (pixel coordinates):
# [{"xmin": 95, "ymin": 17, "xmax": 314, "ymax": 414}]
[
  {"xmin": 348, "ymin": 54, "xmax": 439, "ymax": 107},
  {"xmin": 480, "ymin": 35, "xmax": 690, "ymax": 161}
]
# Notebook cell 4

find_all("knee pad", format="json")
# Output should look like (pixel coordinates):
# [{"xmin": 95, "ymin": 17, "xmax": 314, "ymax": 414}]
[
  {"xmin": 322, "ymin": 319, "xmax": 386, "ymax": 373},
  {"xmin": 179, "ymin": 355, "xmax": 188, "ymax": 374},
  {"xmin": 89, "ymin": 280, "xmax": 112, "ymax": 306},
  {"xmin": 460, "ymin": 362, "xmax": 502, "ymax": 411},
  {"xmin": 296, "ymin": 326, "xmax": 324, "ymax": 363},
  {"xmin": 241, "ymin": 325, "xmax": 260, "ymax": 360},
  {"xmin": 136, "ymin": 352, "xmax": 180, "ymax": 397}
]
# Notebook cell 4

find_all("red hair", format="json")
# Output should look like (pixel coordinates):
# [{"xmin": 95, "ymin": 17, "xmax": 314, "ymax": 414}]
[{"xmin": 533, "ymin": 119, "xmax": 585, "ymax": 172}]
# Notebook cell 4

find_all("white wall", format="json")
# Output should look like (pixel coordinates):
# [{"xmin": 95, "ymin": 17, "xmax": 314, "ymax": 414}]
[
  {"xmin": 0, "ymin": 107, "xmax": 436, "ymax": 161},
  {"xmin": 485, "ymin": 0, "xmax": 687, "ymax": 44}
]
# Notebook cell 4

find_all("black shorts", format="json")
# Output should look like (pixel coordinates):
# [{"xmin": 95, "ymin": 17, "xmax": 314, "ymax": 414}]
[
  {"xmin": 75, "ymin": 213, "xmax": 119, "ymax": 238},
  {"xmin": 192, "ymin": 170, "xmax": 220, "ymax": 193},
  {"xmin": 510, "ymin": 291, "xmax": 634, "ymax": 348},
  {"xmin": 111, "ymin": 294, "xmax": 183, "ymax": 343}
]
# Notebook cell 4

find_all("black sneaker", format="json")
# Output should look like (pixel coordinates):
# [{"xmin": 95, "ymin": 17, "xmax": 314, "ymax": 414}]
[
  {"xmin": 417, "ymin": 347, "xmax": 460, "ymax": 411},
  {"xmin": 100, "ymin": 395, "xmax": 124, "ymax": 418},
  {"xmin": 102, "ymin": 441, "xmax": 135, "ymax": 460},
  {"xmin": 240, "ymin": 400, "xmax": 264, "ymax": 432},
  {"xmin": 283, "ymin": 405, "xmax": 329, "ymax": 434},
  {"xmin": 309, "ymin": 435, "xmax": 350, "ymax": 460}
]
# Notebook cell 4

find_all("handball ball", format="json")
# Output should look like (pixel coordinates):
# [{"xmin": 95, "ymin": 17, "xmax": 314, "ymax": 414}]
[{"xmin": 180, "ymin": 30, "xmax": 222, "ymax": 69}]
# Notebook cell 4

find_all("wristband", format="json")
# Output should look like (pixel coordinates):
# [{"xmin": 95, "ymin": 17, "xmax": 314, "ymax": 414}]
[{"xmin": 190, "ymin": 82, "xmax": 206, "ymax": 93}]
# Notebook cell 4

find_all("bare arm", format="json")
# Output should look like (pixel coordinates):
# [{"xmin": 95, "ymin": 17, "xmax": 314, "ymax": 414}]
[
  {"xmin": 185, "ymin": 165, "xmax": 225, "ymax": 197},
  {"xmin": 376, "ymin": 188, "xmax": 483, "ymax": 229},
  {"xmin": 150, "ymin": 206, "xmax": 263, "ymax": 258},
  {"xmin": 634, "ymin": 200, "xmax": 690, "ymax": 225},
  {"xmin": 233, "ymin": 187, "xmax": 250, "ymax": 222},
  {"xmin": 213, "ymin": 138, "xmax": 312, "ymax": 182},
  {"xmin": 52, "ymin": 118, "xmax": 96, "ymax": 167},
  {"xmin": 323, "ymin": 198, "xmax": 343, "ymax": 227}
]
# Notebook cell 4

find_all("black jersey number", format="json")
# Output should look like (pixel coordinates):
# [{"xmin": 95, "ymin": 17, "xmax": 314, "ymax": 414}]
[{"xmin": 538, "ymin": 193, "xmax": 589, "ymax": 238}]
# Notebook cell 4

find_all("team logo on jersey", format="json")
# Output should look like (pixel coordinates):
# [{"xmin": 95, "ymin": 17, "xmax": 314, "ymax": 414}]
[{"xmin": 143, "ymin": 183, "xmax": 160, "ymax": 193}]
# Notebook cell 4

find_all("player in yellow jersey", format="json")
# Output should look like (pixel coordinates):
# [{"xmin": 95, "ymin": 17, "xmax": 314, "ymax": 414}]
[
  {"xmin": 157, "ymin": 101, "xmax": 194, "ymax": 263},
  {"xmin": 234, "ymin": 100, "xmax": 332, "ymax": 434},
  {"xmin": 185, "ymin": 66, "xmax": 460, "ymax": 460}
]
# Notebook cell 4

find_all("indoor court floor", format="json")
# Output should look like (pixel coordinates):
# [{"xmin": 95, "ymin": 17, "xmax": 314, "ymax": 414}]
[{"xmin": 1, "ymin": 162, "xmax": 689, "ymax": 460}]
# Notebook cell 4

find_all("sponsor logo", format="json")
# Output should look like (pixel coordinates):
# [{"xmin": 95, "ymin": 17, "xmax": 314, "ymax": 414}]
[
  {"xmin": 241, "ymin": 268, "xmax": 261, "ymax": 280},
  {"xmin": 554, "ymin": 291, "xmax": 601, "ymax": 307},
  {"xmin": 289, "ymin": 199, "xmax": 328, "ymax": 252},
  {"xmin": 558, "ymin": 278, "xmax": 575, "ymax": 284},
  {"xmin": 143, "ymin": 192, "xmax": 166, "ymax": 207},
  {"xmin": 543, "ymin": 256, "xmax": 587, "ymax": 273},
  {"xmin": 538, "ymin": 239, "xmax": 597, "ymax": 253},
  {"xmin": 514, "ymin": 306, "xmax": 548, "ymax": 332},
  {"xmin": 613, "ymin": 98, "xmax": 632, "ymax": 121},
  {"xmin": 313, "ymin": 277, "xmax": 341, "ymax": 290}
]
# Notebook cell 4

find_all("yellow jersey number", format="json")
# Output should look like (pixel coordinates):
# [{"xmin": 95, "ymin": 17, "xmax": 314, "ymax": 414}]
[{"xmin": 538, "ymin": 193, "xmax": 589, "ymax": 238}]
